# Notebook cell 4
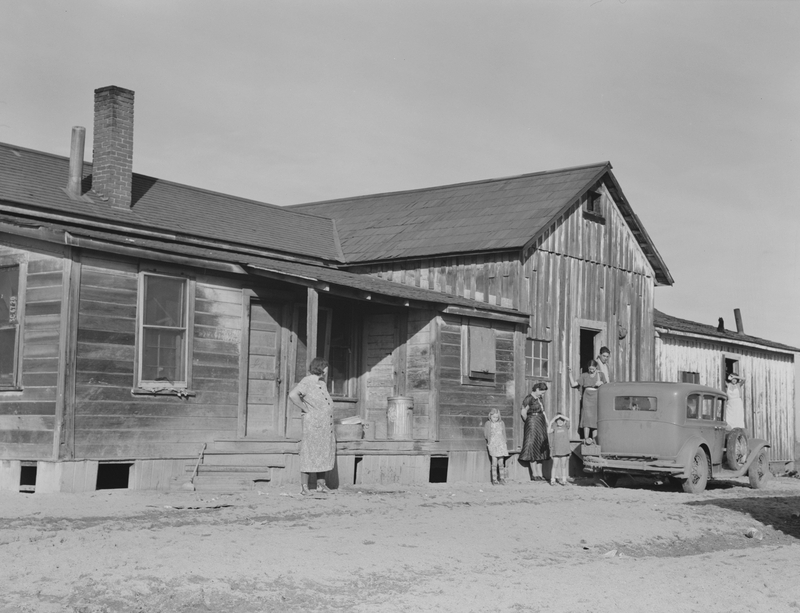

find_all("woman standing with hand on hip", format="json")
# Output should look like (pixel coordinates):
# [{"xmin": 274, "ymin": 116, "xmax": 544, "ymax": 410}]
[{"xmin": 289, "ymin": 357, "xmax": 336, "ymax": 495}]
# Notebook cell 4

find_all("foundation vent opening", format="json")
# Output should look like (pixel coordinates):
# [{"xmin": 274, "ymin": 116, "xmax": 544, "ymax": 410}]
[
  {"xmin": 19, "ymin": 463, "xmax": 36, "ymax": 494},
  {"xmin": 353, "ymin": 456, "xmax": 363, "ymax": 484},
  {"xmin": 96, "ymin": 463, "xmax": 132, "ymax": 490},
  {"xmin": 428, "ymin": 456, "xmax": 449, "ymax": 483}
]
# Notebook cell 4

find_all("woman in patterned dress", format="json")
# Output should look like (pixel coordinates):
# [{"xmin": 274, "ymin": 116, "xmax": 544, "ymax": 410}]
[
  {"xmin": 568, "ymin": 360, "xmax": 605, "ymax": 445},
  {"xmin": 518, "ymin": 382, "xmax": 551, "ymax": 481},
  {"xmin": 288, "ymin": 357, "xmax": 336, "ymax": 495}
]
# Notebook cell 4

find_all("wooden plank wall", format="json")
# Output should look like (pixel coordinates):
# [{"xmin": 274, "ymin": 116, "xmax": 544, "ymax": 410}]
[
  {"xmin": 522, "ymin": 193, "xmax": 657, "ymax": 437},
  {"xmin": 0, "ymin": 244, "xmax": 64, "ymax": 460},
  {"xmin": 405, "ymin": 309, "xmax": 435, "ymax": 440},
  {"xmin": 362, "ymin": 313, "xmax": 397, "ymax": 439},
  {"xmin": 655, "ymin": 334, "xmax": 795, "ymax": 462},
  {"xmin": 437, "ymin": 314, "xmax": 516, "ymax": 448},
  {"xmin": 349, "ymin": 252, "xmax": 520, "ymax": 309},
  {"xmin": 73, "ymin": 256, "xmax": 242, "ymax": 459}
]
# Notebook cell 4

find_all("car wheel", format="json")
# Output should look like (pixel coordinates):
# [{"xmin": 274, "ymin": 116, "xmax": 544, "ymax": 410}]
[
  {"xmin": 681, "ymin": 448, "xmax": 709, "ymax": 494},
  {"xmin": 748, "ymin": 448, "xmax": 771, "ymax": 489},
  {"xmin": 725, "ymin": 428, "xmax": 748, "ymax": 470}
]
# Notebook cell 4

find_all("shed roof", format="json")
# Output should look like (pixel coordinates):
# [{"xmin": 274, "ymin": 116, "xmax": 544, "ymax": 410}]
[
  {"xmin": 654, "ymin": 309, "xmax": 799, "ymax": 354},
  {"xmin": 0, "ymin": 142, "xmax": 343, "ymax": 263},
  {"xmin": 288, "ymin": 162, "xmax": 673, "ymax": 284}
]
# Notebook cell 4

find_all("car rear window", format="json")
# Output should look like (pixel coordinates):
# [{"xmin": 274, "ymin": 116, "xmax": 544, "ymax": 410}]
[{"xmin": 614, "ymin": 396, "xmax": 657, "ymax": 411}]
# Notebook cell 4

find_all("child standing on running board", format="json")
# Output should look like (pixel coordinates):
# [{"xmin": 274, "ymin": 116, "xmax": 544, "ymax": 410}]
[
  {"xmin": 549, "ymin": 413, "xmax": 571, "ymax": 485},
  {"xmin": 484, "ymin": 408, "xmax": 509, "ymax": 485}
]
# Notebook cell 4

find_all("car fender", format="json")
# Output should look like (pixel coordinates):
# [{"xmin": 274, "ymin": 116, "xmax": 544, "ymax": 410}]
[
  {"xmin": 673, "ymin": 435, "xmax": 711, "ymax": 479},
  {"xmin": 738, "ymin": 439, "xmax": 771, "ymax": 475}
]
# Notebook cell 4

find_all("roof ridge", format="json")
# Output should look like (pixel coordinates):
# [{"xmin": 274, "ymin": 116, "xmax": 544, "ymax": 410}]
[{"xmin": 287, "ymin": 161, "xmax": 612, "ymax": 208}]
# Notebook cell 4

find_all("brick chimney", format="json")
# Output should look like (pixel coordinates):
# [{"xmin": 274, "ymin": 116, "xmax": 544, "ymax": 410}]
[{"xmin": 92, "ymin": 86, "xmax": 134, "ymax": 209}]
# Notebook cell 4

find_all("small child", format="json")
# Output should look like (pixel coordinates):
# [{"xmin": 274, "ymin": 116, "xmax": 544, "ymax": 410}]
[
  {"xmin": 548, "ymin": 413, "xmax": 571, "ymax": 486},
  {"xmin": 484, "ymin": 408, "xmax": 509, "ymax": 485}
]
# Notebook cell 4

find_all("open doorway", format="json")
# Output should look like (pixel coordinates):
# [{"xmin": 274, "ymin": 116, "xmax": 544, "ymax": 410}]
[{"xmin": 577, "ymin": 321, "xmax": 607, "ymax": 375}]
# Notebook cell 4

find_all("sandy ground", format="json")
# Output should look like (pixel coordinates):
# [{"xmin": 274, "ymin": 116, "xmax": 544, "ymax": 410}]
[{"xmin": 2, "ymin": 473, "xmax": 800, "ymax": 613}]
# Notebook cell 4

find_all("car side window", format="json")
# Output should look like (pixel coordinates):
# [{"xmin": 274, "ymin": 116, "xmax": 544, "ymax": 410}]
[
  {"xmin": 701, "ymin": 395, "xmax": 715, "ymax": 420},
  {"xmin": 686, "ymin": 394, "xmax": 699, "ymax": 419},
  {"xmin": 715, "ymin": 397, "xmax": 725, "ymax": 421}
]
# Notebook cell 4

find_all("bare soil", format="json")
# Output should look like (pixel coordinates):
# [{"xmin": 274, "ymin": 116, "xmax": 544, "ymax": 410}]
[{"xmin": 2, "ymin": 474, "xmax": 800, "ymax": 613}]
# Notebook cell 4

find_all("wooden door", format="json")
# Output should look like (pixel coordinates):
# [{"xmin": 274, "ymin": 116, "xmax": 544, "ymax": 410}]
[{"xmin": 245, "ymin": 301, "xmax": 283, "ymax": 437}]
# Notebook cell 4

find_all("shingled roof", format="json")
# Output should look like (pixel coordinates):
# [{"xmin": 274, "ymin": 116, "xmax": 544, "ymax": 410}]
[
  {"xmin": 0, "ymin": 142, "xmax": 343, "ymax": 263},
  {"xmin": 654, "ymin": 309, "xmax": 799, "ymax": 354},
  {"xmin": 287, "ymin": 162, "xmax": 672, "ymax": 286}
]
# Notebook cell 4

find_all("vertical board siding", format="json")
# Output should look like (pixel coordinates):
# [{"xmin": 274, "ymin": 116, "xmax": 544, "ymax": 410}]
[
  {"xmin": 437, "ymin": 315, "xmax": 516, "ymax": 446},
  {"xmin": 362, "ymin": 313, "xmax": 398, "ymax": 439},
  {"xmin": 655, "ymin": 334, "xmax": 795, "ymax": 462},
  {"xmin": 0, "ymin": 246, "xmax": 62, "ymax": 460},
  {"xmin": 405, "ymin": 309, "xmax": 435, "ymax": 440},
  {"xmin": 74, "ymin": 261, "xmax": 242, "ymax": 459}
]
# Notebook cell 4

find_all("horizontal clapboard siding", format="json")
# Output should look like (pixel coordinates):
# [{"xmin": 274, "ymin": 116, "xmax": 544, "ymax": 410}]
[
  {"xmin": 73, "ymin": 260, "xmax": 242, "ymax": 459},
  {"xmin": 0, "ymin": 247, "xmax": 62, "ymax": 460}
]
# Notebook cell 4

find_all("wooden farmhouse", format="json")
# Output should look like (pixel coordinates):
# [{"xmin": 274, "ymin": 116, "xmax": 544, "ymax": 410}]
[
  {"xmin": 654, "ymin": 309, "xmax": 798, "ymax": 470},
  {"xmin": 6, "ymin": 84, "xmax": 791, "ymax": 493}
]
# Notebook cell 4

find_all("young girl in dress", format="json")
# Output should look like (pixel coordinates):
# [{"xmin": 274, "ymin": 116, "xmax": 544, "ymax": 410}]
[
  {"xmin": 548, "ymin": 413, "xmax": 571, "ymax": 486},
  {"xmin": 484, "ymin": 408, "xmax": 509, "ymax": 485},
  {"xmin": 519, "ymin": 382, "xmax": 551, "ymax": 481}
]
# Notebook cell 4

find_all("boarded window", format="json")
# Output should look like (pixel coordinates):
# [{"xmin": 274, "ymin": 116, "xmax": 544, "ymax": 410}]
[
  {"xmin": 0, "ymin": 265, "xmax": 20, "ymax": 388},
  {"xmin": 525, "ymin": 339, "xmax": 549, "ymax": 379},
  {"xmin": 467, "ymin": 322, "xmax": 495, "ymax": 381},
  {"xmin": 680, "ymin": 371, "xmax": 700, "ymax": 384},
  {"xmin": 139, "ymin": 274, "xmax": 189, "ymax": 388}
]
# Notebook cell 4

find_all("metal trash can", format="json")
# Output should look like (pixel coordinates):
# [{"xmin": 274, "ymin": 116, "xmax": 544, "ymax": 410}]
[{"xmin": 387, "ymin": 395, "xmax": 414, "ymax": 440}]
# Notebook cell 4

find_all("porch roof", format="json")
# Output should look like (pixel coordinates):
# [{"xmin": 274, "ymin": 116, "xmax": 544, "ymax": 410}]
[{"xmin": 0, "ymin": 213, "xmax": 529, "ymax": 324}]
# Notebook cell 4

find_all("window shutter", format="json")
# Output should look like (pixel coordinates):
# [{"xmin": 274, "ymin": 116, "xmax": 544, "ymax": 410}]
[{"xmin": 469, "ymin": 324, "xmax": 496, "ymax": 377}]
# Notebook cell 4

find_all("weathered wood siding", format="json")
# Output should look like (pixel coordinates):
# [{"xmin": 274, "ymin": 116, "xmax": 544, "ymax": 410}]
[
  {"xmin": 437, "ymin": 314, "xmax": 515, "ymax": 448},
  {"xmin": 405, "ymin": 309, "xmax": 436, "ymax": 440},
  {"xmin": 73, "ymin": 256, "xmax": 241, "ymax": 459},
  {"xmin": 362, "ymin": 312, "xmax": 398, "ymax": 439},
  {"xmin": 349, "ymin": 252, "xmax": 521, "ymax": 309},
  {"xmin": 655, "ymin": 333, "xmax": 795, "ymax": 462},
  {"xmin": 0, "ymin": 243, "xmax": 64, "ymax": 460},
  {"xmin": 523, "ymin": 191, "xmax": 657, "ymax": 435}
]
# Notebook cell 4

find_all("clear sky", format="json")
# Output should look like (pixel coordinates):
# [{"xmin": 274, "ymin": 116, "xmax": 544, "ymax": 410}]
[{"xmin": 1, "ymin": 1, "xmax": 798, "ymax": 347}]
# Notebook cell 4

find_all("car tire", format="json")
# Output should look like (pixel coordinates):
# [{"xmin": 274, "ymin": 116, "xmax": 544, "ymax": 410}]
[
  {"xmin": 725, "ymin": 428, "xmax": 748, "ymax": 470},
  {"xmin": 681, "ymin": 448, "xmax": 709, "ymax": 494},
  {"xmin": 748, "ymin": 448, "xmax": 771, "ymax": 489}
]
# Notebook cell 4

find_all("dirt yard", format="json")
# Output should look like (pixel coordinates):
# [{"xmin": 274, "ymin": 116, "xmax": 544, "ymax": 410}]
[{"xmin": 2, "ymin": 473, "xmax": 800, "ymax": 613}]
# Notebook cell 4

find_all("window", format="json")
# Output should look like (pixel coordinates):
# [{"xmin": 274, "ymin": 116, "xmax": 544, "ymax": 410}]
[
  {"xmin": 582, "ymin": 189, "xmax": 605, "ymax": 223},
  {"xmin": 294, "ymin": 304, "xmax": 356, "ymax": 397},
  {"xmin": 0, "ymin": 264, "xmax": 21, "ymax": 389},
  {"xmin": 701, "ymin": 395, "xmax": 716, "ymax": 421},
  {"xmin": 715, "ymin": 397, "xmax": 725, "ymax": 421},
  {"xmin": 525, "ymin": 339, "xmax": 549, "ymax": 379},
  {"xmin": 138, "ymin": 273, "xmax": 190, "ymax": 388},
  {"xmin": 614, "ymin": 396, "xmax": 657, "ymax": 411},
  {"xmin": 464, "ymin": 320, "xmax": 495, "ymax": 383},
  {"xmin": 686, "ymin": 394, "xmax": 699, "ymax": 419},
  {"xmin": 680, "ymin": 371, "xmax": 700, "ymax": 384}
]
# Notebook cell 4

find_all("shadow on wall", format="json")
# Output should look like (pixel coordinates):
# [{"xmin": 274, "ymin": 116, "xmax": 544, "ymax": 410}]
[{"xmin": 686, "ymin": 495, "xmax": 800, "ymax": 541}]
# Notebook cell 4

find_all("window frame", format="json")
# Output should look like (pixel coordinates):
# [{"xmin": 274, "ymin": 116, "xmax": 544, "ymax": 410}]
[
  {"xmin": 680, "ymin": 371, "xmax": 700, "ymax": 384},
  {"xmin": 525, "ymin": 338, "xmax": 550, "ymax": 381},
  {"xmin": 0, "ymin": 255, "xmax": 27, "ymax": 392},
  {"xmin": 135, "ymin": 270, "xmax": 195, "ymax": 391}
]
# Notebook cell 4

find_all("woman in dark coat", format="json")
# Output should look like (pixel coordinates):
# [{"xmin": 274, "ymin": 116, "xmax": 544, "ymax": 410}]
[{"xmin": 519, "ymin": 382, "xmax": 550, "ymax": 481}]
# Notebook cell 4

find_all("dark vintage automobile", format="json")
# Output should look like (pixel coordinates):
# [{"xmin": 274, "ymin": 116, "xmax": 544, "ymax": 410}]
[{"xmin": 582, "ymin": 382, "xmax": 771, "ymax": 493}]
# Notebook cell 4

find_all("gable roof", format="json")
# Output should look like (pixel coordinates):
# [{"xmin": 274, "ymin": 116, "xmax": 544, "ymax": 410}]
[
  {"xmin": 0, "ymin": 142, "xmax": 344, "ymax": 264},
  {"xmin": 654, "ymin": 309, "xmax": 799, "ymax": 354},
  {"xmin": 287, "ymin": 162, "xmax": 672, "ymax": 284}
]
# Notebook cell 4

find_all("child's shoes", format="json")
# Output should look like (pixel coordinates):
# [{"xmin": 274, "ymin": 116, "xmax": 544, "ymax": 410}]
[{"xmin": 550, "ymin": 479, "xmax": 557, "ymax": 486}]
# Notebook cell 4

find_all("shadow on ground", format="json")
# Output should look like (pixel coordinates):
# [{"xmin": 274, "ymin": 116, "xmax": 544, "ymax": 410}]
[{"xmin": 687, "ymin": 495, "xmax": 800, "ymax": 540}]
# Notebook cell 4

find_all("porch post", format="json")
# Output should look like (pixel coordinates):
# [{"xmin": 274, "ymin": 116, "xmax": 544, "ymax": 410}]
[{"xmin": 306, "ymin": 287, "xmax": 318, "ymax": 370}]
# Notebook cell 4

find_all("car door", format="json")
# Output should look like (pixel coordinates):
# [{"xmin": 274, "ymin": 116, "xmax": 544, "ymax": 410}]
[{"xmin": 696, "ymin": 394, "xmax": 726, "ymax": 465}]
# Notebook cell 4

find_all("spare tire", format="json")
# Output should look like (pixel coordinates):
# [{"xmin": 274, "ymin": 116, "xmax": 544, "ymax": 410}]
[{"xmin": 725, "ymin": 428, "xmax": 748, "ymax": 470}]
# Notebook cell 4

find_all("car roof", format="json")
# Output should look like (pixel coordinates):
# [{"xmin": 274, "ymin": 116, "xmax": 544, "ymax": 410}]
[{"xmin": 600, "ymin": 381, "xmax": 726, "ymax": 397}]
